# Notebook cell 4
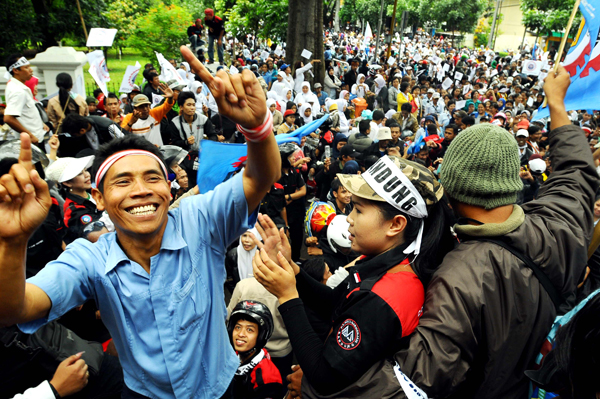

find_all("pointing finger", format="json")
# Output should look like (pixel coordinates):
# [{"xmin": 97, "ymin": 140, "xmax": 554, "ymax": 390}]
[
  {"xmin": 18, "ymin": 133, "xmax": 34, "ymax": 172},
  {"xmin": 180, "ymin": 46, "xmax": 215, "ymax": 92}
]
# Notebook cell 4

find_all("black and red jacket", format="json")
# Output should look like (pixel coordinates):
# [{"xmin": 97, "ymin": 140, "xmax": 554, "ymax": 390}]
[
  {"xmin": 63, "ymin": 192, "xmax": 103, "ymax": 244},
  {"xmin": 232, "ymin": 348, "xmax": 284, "ymax": 399},
  {"xmin": 277, "ymin": 243, "xmax": 425, "ymax": 394}
]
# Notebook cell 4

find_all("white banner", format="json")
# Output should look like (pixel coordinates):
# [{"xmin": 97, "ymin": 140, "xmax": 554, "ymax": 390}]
[
  {"xmin": 119, "ymin": 61, "xmax": 141, "ymax": 93},
  {"xmin": 86, "ymin": 50, "xmax": 110, "ymax": 96}
]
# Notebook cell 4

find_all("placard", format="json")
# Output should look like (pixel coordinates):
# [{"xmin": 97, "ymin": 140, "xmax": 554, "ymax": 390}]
[
  {"xmin": 443, "ymin": 63, "xmax": 450, "ymax": 72},
  {"xmin": 454, "ymin": 71, "xmax": 463, "ymax": 81},
  {"xmin": 301, "ymin": 49, "xmax": 313, "ymax": 59},
  {"xmin": 456, "ymin": 100, "xmax": 466, "ymax": 109},
  {"xmin": 527, "ymin": 97, "xmax": 534, "ymax": 107},
  {"xmin": 86, "ymin": 28, "xmax": 118, "ymax": 47},
  {"xmin": 441, "ymin": 77, "xmax": 453, "ymax": 90},
  {"xmin": 261, "ymin": 51, "xmax": 270, "ymax": 60},
  {"xmin": 388, "ymin": 56, "xmax": 396, "ymax": 66}
]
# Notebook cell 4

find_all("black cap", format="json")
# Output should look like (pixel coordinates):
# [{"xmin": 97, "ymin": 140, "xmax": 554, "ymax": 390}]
[{"xmin": 340, "ymin": 144, "xmax": 358, "ymax": 158}]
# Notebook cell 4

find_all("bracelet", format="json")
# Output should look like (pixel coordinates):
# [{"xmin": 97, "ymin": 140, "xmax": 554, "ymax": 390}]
[{"xmin": 236, "ymin": 111, "xmax": 273, "ymax": 143}]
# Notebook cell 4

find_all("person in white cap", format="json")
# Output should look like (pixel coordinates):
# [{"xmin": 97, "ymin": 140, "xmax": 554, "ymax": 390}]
[
  {"xmin": 515, "ymin": 129, "xmax": 533, "ymax": 166},
  {"xmin": 3, "ymin": 54, "xmax": 46, "ymax": 145},
  {"xmin": 44, "ymin": 155, "xmax": 113, "ymax": 243}
]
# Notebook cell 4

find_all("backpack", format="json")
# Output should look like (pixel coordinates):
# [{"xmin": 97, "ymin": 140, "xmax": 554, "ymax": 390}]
[
  {"xmin": 526, "ymin": 288, "xmax": 600, "ymax": 399},
  {"xmin": 0, "ymin": 320, "xmax": 104, "ymax": 378}
]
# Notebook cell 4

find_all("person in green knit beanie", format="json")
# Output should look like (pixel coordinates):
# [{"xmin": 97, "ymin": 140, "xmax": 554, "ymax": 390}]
[
  {"xmin": 440, "ymin": 123, "xmax": 523, "ymax": 210},
  {"xmin": 387, "ymin": 64, "xmax": 600, "ymax": 399}
]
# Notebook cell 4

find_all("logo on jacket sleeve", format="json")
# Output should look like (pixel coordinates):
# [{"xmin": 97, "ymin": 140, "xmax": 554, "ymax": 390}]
[
  {"xmin": 337, "ymin": 319, "xmax": 361, "ymax": 350},
  {"xmin": 80, "ymin": 215, "xmax": 92, "ymax": 224}
]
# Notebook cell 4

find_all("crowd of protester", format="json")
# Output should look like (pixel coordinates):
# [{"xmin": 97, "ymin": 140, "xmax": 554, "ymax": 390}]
[{"xmin": 0, "ymin": 23, "xmax": 600, "ymax": 399}]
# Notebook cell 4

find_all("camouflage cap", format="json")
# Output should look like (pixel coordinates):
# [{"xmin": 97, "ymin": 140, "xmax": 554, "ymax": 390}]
[{"xmin": 337, "ymin": 156, "xmax": 443, "ymax": 206}]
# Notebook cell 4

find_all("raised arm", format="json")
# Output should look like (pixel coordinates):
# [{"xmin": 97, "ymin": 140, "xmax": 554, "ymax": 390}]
[
  {"xmin": 0, "ymin": 134, "xmax": 53, "ymax": 327},
  {"xmin": 181, "ymin": 46, "xmax": 280, "ymax": 214}
]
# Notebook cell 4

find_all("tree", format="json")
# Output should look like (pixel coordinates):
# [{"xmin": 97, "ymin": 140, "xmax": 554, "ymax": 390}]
[
  {"xmin": 216, "ymin": 0, "xmax": 288, "ymax": 41},
  {"xmin": 127, "ymin": 3, "xmax": 191, "ymax": 60},
  {"xmin": 287, "ymin": 0, "xmax": 325, "ymax": 84},
  {"xmin": 0, "ymin": 0, "xmax": 39, "ymax": 56},
  {"xmin": 104, "ymin": 0, "xmax": 153, "ymax": 57},
  {"xmin": 521, "ymin": 0, "xmax": 580, "ymax": 37},
  {"xmin": 419, "ymin": 0, "xmax": 490, "ymax": 35}
]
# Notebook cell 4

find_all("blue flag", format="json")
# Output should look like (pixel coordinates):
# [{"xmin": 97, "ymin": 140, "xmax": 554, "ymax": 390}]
[
  {"xmin": 534, "ymin": 4, "xmax": 600, "ymax": 120},
  {"xmin": 196, "ymin": 114, "xmax": 329, "ymax": 193}
]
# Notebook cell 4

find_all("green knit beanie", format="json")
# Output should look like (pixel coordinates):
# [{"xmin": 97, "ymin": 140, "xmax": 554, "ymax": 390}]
[{"xmin": 440, "ymin": 123, "xmax": 523, "ymax": 210}]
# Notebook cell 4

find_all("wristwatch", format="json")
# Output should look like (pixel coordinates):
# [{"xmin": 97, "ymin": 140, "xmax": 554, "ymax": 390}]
[{"xmin": 287, "ymin": 194, "xmax": 292, "ymax": 201}]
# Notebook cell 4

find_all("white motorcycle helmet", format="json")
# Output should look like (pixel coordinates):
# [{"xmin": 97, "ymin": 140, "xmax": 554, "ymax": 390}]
[{"xmin": 327, "ymin": 215, "xmax": 352, "ymax": 254}]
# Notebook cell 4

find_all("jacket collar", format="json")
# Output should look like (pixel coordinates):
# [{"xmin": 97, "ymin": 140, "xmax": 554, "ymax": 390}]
[
  {"xmin": 454, "ymin": 204, "xmax": 525, "ymax": 238},
  {"xmin": 104, "ymin": 215, "xmax": 187, "ymax": 274},
  {"xmin": 348, "ymin": 242, "xmax": 410, "ymax": 288}
]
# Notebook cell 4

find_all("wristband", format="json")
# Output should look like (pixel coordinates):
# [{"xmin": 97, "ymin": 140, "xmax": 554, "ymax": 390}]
[
  {"xmin": 236, "ymin": 111, "xmax": 273, "ymax": 143},
  {"xmin": 49, "ymin": 381, "xmax": 61, "ymax": 398}
]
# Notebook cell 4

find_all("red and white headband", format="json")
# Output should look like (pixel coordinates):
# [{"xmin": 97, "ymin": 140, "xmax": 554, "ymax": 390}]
[{"xmin": 95, "ymin": 150, "xmax": 168, "ymax": 188}]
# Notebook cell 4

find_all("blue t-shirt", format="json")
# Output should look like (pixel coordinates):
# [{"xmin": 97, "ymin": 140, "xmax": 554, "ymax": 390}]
[{"xmin": 21, "ymin": 172, "xmax": 257, "ymax": 398}]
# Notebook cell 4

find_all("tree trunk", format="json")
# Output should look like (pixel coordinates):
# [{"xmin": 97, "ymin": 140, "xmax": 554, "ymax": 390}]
[
  {"xmin": 287, "ymin": 0, "xmax": 325, "ymax": 86},
  {"xmin": 30, "ymin": 0, "xmax": 58, "ymax": 49}
]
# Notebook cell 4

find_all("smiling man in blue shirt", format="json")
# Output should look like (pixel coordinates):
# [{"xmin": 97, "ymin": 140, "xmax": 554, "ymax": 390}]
[{"xmin": 0, "ymin": 47, "xmax": 281, "ymax": 399}]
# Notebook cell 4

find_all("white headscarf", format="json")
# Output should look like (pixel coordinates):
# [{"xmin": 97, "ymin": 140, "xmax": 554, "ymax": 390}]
[
  {"xmin": 299, "ymin": 103, "xmax": 313, "ymax": 124},
  {"xmin": 236, "ymin": 227, "xmax": 261, "ymax": 281},
  {"xmin": 374, "ymin": 75, "xmax": 386, "ymax": 95},
  {"xmin": 336, "ymin": 99, "xmax": 350, "ymax": 135}
]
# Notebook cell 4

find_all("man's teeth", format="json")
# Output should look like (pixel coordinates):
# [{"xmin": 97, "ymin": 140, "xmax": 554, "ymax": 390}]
[{"xmin": 128, "ymin": 205, "xmax": 157, "ymax": 215}]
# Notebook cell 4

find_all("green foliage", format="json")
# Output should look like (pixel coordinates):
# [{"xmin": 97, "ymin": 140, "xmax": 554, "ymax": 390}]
[
  {"xmin": 420, "ymin": 0, "xmax": 491, "ymax": 34},
  {"xmin": 104, "ymin": 0, "xmax": 153, "ymax": 48},
  {"xmin": 473, "ymin": 13, "xmax": 503, "ymax": 47},
  {"xmin": 0, "ymin": 0, "xmax": 38, "ymax": 55},
  {"xmin": 46, "ymin": 0, "xmax": 109, "ymax": 46},
  {"xmin": 127, "ymin": 4, "xmax": 191, "ymax": 60},
  {"xmin": 520, "ymin": 0, "xmax": 580, "ymax": 36},
  {"xmin": 216, "ymin": 0, "xmax": 288, "ymax": 40}
]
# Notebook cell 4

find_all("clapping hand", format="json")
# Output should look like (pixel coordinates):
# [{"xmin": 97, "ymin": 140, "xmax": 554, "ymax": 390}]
[
  {"xmin": 0, "ymin": 134, "xmax": 52, "ymax": 241},
  {"xmin": 181, "ymin": 46, "xmax": 267, "ymax": 129},
  {"xmin": 250, "ymin": 213, "xmax": 295, "ymax": 269}
]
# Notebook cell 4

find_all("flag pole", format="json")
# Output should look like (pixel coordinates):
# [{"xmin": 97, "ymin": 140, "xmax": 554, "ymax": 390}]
[{"xmin": 554, "ymin": 0, "xmax": 581, "ymax": 73}]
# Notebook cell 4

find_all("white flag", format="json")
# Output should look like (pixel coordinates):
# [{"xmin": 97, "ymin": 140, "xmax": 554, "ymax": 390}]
[
  {"xmin": 364, "ymin": 22, "xmax": 373, "ymax": 39},
  {"xmin": 86, "ymin": 50, "xmax": 110, "ymax": 96},
  {"xmin": 155, "ymin": 52, "xmax": 187, "ymax": 86},
  {"xmin": 119, "ymin": 61, "xmax": 141, "ymax": 93},
  {"xmin": 151, "ymin": 93, "xmax": 163, "ymax": 108}
]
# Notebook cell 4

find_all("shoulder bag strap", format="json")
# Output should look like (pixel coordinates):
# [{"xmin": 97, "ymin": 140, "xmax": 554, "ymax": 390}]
[{"xmin": 471, "ymin": 237, "xmax": 563, "ymax": 311}]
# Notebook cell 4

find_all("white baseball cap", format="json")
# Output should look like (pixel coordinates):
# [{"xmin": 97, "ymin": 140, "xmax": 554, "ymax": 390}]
[
  {"xmin": 529, "ymin": 158, "xmax": 546, "ymax": 173},
  {"xmin": 515, "ymin": 129, "xmax": 529, "ymax": 138},
  {"xmin": 376, "ymin": 127, "xmax": 392, "ymax": 141},
  {"xmin": 45, "ymin": 156, "xmax": 94, "ymax": 183}
]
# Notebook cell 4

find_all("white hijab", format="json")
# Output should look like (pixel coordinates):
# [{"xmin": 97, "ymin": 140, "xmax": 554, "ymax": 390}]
[
  {"xmin": 237, "ymin": 228, "xmax": 261, "ymax": 281},
  {"xmin": 299, "ymin": 103, "xmax": 313, "ymax": 124}
]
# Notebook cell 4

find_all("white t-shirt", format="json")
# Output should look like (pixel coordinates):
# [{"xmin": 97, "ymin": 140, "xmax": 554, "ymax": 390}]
[{"xmin": 4, "ymin": 79, "xmax": 45, "ymax": 142}]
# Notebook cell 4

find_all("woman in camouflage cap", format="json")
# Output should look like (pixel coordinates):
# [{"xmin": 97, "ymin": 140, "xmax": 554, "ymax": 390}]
[{"xmin": 252, "ymin": 155, "xmax": 455, "ymax": 396}]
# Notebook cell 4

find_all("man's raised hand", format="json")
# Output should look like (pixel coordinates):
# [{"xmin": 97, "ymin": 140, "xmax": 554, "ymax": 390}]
[
  {"xmin": 0, "ymin": 133, "xmax": 51, "ymax": 241},
  {"xmin": 180, "ymin": 46, "xmax": 267, "ymax": 129}
]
